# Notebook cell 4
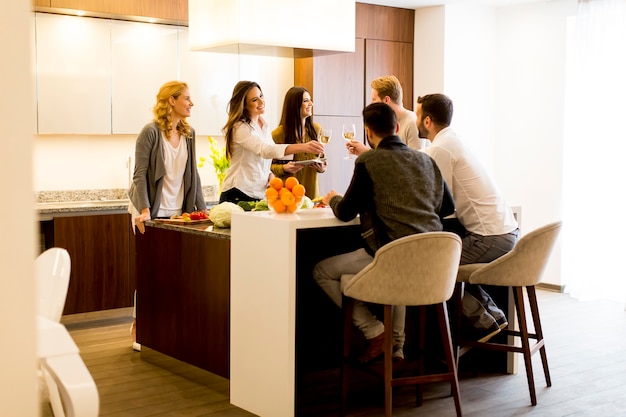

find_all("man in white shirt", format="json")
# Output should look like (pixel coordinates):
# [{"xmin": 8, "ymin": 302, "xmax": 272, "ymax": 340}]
[
  {"xmin": 371, "ymin": 75, "xmax": 425, "ymax": 150},
  {"xmin": 416, "ymin": 93, "xmax": 519, "ymax": 343}
]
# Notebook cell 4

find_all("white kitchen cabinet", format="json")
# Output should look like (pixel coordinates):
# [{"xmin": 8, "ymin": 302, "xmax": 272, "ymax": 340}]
[
  {"xmin": 111, "ymin": 21, "xmax": 179, "ymax": 134},
  {"xmin": 35, "ymin": 13, "xmax": 112, "ymax": 134},
  {"xmin": 34, "ymin": 12, "xmax": 292, "ymax": 136}
]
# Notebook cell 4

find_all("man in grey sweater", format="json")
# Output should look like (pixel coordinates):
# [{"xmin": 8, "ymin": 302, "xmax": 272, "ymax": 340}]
[{"xmin": 313, "ymin": 102, "xmax": 455, "ymax": 363}]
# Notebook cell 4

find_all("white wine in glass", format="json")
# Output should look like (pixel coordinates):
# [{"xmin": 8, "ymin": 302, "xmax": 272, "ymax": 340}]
[
  {"xmin": 342, "ymin": 123, "xmax": 356, "ymax": 160},
  {"xmin": 317, "ymin": 128, "xmax": 332, "ymax": 159},
  {"xmin": 318, "ymin": 128, "xmax": 332, "ymax": 144}
]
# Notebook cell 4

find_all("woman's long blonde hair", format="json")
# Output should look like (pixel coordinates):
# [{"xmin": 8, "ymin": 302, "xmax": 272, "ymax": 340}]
[
  {"xmin": 222, "ymin": 81, "xmax": 262, "ymax": 159},
  {"xmin": 153, "ymin": 81, "xmax": 192, "ymax": 139}
]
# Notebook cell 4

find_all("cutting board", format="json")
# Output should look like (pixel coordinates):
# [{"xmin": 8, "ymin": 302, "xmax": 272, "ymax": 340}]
[{"xmin": 154, "ymin": 218, "xmax": 212, "ymax": 225}]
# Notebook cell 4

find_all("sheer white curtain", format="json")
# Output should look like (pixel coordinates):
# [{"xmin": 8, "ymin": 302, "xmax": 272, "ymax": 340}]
[{"xmin": 563, "ymin": 0, "xmax": 626, "ymax": 302}]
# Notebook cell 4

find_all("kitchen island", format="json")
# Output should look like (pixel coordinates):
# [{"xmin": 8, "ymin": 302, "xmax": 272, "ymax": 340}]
[
  {"xmin": 134, "ymin": 209, "xmax": 361, "ymax": 411},
  {"xmin": 136, "ymin": 208, "xmax": 516, "ymax": 417}
]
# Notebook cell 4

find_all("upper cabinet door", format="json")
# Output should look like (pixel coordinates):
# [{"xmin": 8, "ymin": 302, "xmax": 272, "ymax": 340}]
[
  {"xmin": 36, "ymin": 13, "xmax": 111, "ymax": 134},
  {"xmin": 111, "ymin": 20, "xmax": 179, "ymax": 134}
]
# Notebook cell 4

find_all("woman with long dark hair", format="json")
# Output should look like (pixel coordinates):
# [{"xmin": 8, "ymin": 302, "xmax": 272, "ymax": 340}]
[
  {"xmin": 219, "ymin": 81, "xmax": 323, "ymax": 203},
  {"xmin": 271, "ymin": 86, "xmax": 327, "ymax": 198}
]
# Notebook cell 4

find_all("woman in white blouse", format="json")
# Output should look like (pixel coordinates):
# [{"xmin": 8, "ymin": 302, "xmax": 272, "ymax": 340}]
[{"xmin": 219, "ymin": 81, "xmax": 324, "ymax": 203}]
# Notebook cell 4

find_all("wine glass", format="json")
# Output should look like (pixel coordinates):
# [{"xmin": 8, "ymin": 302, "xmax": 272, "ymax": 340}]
[
  {"xmin": 342, "ymin": 123, "xmax": 356, "ymax": 160},
  {"xmin": 317, "ymin": 128, "xmax": 332, "ymax": 159}
]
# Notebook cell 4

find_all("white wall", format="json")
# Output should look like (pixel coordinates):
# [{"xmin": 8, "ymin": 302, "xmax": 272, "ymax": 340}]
[
  {"xmin": 414, "ymin": 0, "xmax": 576, "ymax": 286},
  {"xmin": 414, "ymin": 6, "xmax": 446, "ymax": 98},
  {"xmin": 494, "ymin": 0, "xmax": 576, "ymax": 286},
  {"xmin": 1, "ymin": 2, "xmax": 38, "ymax": 416}
]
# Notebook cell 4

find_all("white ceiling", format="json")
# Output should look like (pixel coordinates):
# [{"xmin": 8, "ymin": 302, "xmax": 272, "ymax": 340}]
[{"xmin": 360, "ymin": 0, "xmax": 546, "ymax": 8}]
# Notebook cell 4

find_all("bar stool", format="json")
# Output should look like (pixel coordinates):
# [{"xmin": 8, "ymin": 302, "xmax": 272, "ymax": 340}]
[
  {"xmin": 455, "ymin": 221, "xmax": 562, "ymax": 406},
  {"xmin": 341, "ymin": 232, "xmax": 463, "ymax": 417}
]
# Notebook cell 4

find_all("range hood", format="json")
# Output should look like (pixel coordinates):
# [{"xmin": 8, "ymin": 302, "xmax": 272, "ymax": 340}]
[{"xmin": 188, "ymin": 0, "xmax": 355, "ymax": 55}]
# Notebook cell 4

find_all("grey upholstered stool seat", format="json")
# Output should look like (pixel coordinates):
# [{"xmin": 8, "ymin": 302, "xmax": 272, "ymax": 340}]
[
  {"xmin": 341, "ymin": 232, "xmax": 463, "ymax": 417},
  {"xmin": 455, "ymin": 221, "xmax": 562, "ymax": 406}
]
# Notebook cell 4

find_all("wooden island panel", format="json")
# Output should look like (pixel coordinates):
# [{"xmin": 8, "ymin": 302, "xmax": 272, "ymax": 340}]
[{"xmin": 134, "ymin": 225, "xmax": 230, "ymax": 379}]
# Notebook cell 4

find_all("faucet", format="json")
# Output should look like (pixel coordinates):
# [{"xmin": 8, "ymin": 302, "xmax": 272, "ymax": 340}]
[{"xmin": 127, "ymin": 156, "xmax": 132, "ymax": 189}]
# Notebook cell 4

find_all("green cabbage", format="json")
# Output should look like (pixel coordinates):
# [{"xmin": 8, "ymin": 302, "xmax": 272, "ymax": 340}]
[
  {"xmin": 209, "ymin": 202, "xmax": 244, "ymax": 228},
  {"xmin": 300, "ymin": 196, "xmax": 314, "ymax": 209}
]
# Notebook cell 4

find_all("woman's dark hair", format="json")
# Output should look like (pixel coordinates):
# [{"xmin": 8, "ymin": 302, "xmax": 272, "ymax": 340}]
[
  {"xmin": 416, "ymin": 94, "xmax": 453, "ymax": 127},
  {"xmin": 362, "ymin": 102, "xmax": 397, "ymax": 138},
  {"xmin": 279, "ymin": 86, "xmax": 317, "ymax": 144},
  {"xmin": 223, "ymin": 81, "xmax": 262, "ymax": 159}
]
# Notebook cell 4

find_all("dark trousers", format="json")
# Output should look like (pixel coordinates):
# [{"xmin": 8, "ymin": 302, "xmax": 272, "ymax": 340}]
[
  {"xmin": 443, "ymin": 218, "xmax": 519, "ymax": 329},
  {"xmin": 219, "ymin": 187, "xmax": 256, "ymax": 204}
]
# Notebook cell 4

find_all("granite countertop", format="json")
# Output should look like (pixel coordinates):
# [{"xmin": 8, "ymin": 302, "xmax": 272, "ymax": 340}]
[
  {"xmin": 35, "ymin": 189, "xmax": 131, "ymax": 218},
  {"xmin": 35, "ymin": 187, "xmax": 218, "ymax": 218}
]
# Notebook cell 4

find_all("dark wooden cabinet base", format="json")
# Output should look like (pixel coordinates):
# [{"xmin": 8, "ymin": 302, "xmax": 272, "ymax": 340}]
[
  {"xmin": 53, "ymin": 213, "xmax": 133, "ymax": 314},
  {"xmin": 135, "ymin": 226, "xmax": 230, "ymax": 379}
]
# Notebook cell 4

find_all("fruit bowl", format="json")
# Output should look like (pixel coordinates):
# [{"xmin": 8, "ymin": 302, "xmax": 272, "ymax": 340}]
[
  {"xmin": 266, "ymin": 177, "xmax": 306, "ymax": 213},
  {"xmin": 268, "ymin": 195, "xmax": 304, "ymax": 213}
]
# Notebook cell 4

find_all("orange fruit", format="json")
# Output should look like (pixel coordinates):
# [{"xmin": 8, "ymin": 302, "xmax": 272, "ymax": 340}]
[
  {"xmin": 265, "ymin": 187, "xmax": 278, "ymax": 202},
  {"xmin": 295, "ymin": 195, "xmax": 303, "ymax": 203},
  {"xmin": 280, "ymin": 190, "xmax": 296, "ymax": 206},
  {"xmin": 271, "ymin": 199, "xmax": 286, "ymax": 213},
  {"xmin": 287, "ymin": 203, "xmax": 299, "ymax": 213},
  {"xmin": 269, "ymin": 177, "xmax": 283, "ymax": 191},
  {"xmin": 285, "ymin": 177, "xmax": 299, "ymax": 191},
  {"xmin": 292, "ymin": 184, "xmax": 305, "ymax": 197},
  {"xmin": 278, "ymin": 187, "xmax": 289, "ymax": 197}
]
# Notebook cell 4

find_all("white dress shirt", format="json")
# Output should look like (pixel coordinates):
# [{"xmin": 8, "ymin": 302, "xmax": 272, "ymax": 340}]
[
  {"xmin": 422, "ymin": 127, "xmax": 518, "ymax": 236},
  {"xmin": 222, "ymin": 117, "xmax": 289, "ymax": 200}
]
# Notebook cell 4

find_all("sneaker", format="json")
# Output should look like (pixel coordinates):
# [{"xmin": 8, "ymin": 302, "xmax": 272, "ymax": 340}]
[
  {"xmin": 392, "ymin": 345, "xmax": 404, "ymax": 362},
  {"xmin": 496, "ymin": 316, "xmax": 508, "ymax": 330},
  {"xmin": 358, "ymin": 333, "xmax": 385, "ymax": 364},
  {"xmin": 463, "ymin": 322, "xmax": 501, "ymax": 343}
]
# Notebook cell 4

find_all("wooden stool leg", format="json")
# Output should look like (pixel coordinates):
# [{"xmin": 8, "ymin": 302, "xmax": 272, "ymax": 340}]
[
  {"xmin": 416, "ymin": 305, "xmax": 426, "ymax": 406},
  {"xmin": 513, "ymin": 286, "xmax": 537, "ymax": 406},
  {"xmin": 341, "ymin": 296, "xmax": 354, "ymax": 416},
  {"xmin": 451, "ymin": 282, "xmax": 465, "ymax": 363},
  {"xmin": 384, "ymin": 305, "xmax": 393, "ymax": 417},
  {"xmin": 437, "ymin": 302, "xmax": 463, "ymax": 417},
  {"xmin": 526, "ymin": 286, "xmax": 551, "ymax": 387}
]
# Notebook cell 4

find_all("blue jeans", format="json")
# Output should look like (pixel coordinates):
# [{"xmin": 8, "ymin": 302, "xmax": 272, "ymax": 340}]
[{"xmin": 312, "ymin": 248, "xmax": 405, "ymax": 345}]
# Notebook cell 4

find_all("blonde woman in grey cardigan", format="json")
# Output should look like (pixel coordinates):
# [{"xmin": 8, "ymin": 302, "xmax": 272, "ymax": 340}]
[{"xmin": 128, "ymin": 81, "xmax": 208, "ymax": 234}]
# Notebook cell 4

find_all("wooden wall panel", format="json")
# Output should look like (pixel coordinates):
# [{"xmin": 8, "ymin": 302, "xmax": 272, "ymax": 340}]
[
  {"xmin": 356, "ymin": 2, "xmax": 414, "ymax": 43},
  {"xmin": 49, "ymin": 0, "xmax": 188, "ymax": 22},
  {"xmin": 34, "ymin": 0, "xmax": 51, "ymax": 6},
  {"xmin": 311, "ymin": 40, "xmax": 365, "ymax": 117},
  {"xmin": 365, "ymin": 39, "xmax": 414, "ymax": 109}
]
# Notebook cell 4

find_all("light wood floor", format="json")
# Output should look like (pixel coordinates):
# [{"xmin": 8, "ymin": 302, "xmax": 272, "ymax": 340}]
[{"xmin": 41, "ymin": 290, "xmax": 626, "ymax": 416}]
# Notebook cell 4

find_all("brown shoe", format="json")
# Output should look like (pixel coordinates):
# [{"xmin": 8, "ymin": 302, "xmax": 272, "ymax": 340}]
[{"xmin": 358, "ymin": 333, "xmax": 385, "ymax": 364}]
